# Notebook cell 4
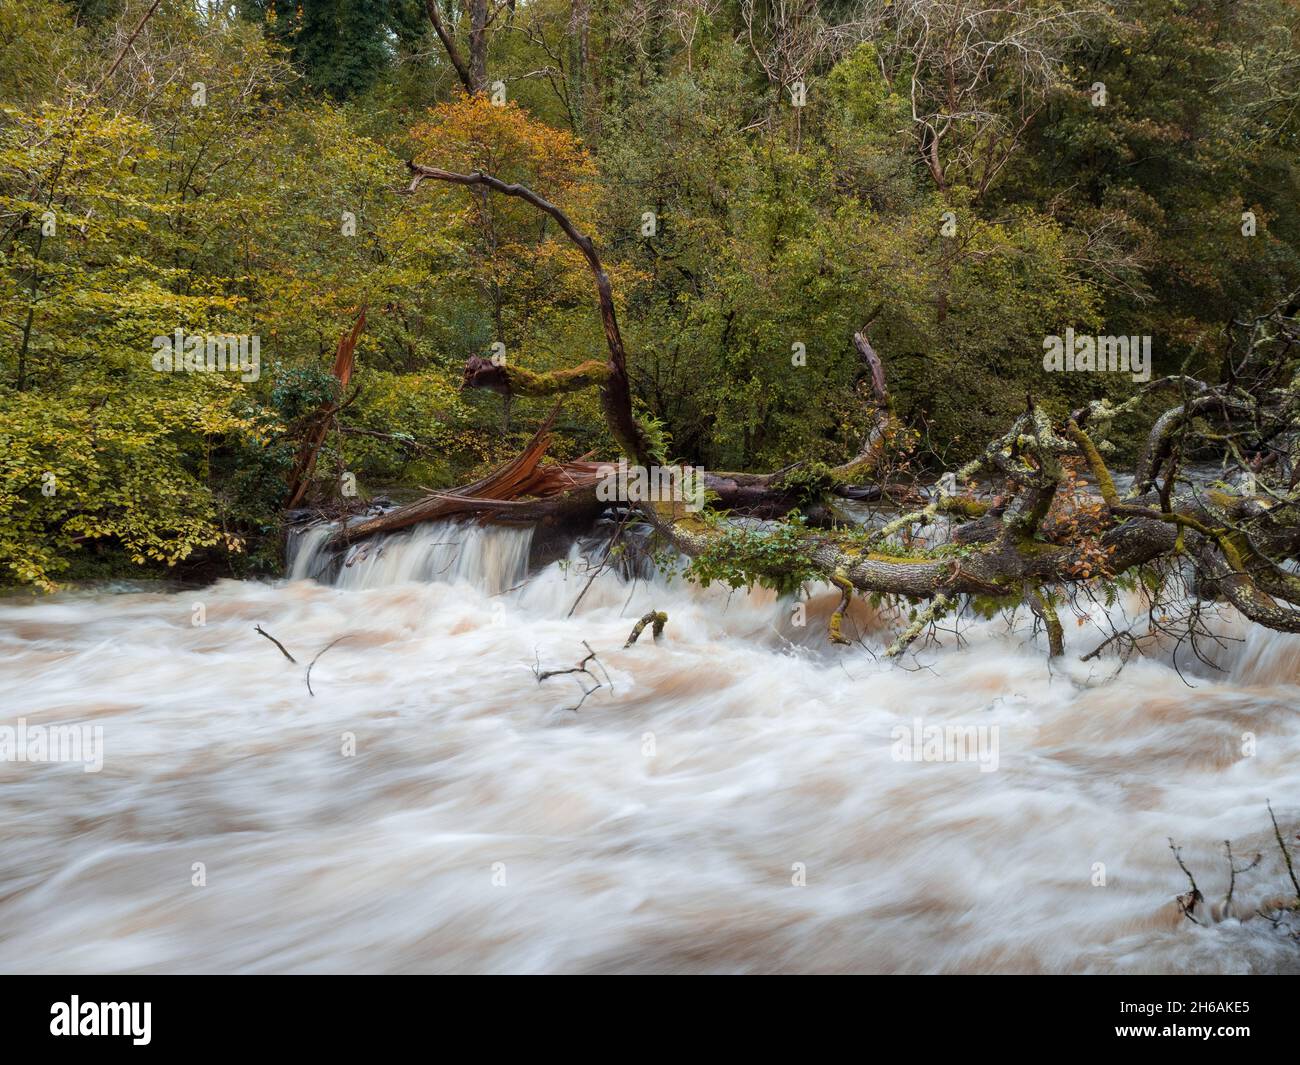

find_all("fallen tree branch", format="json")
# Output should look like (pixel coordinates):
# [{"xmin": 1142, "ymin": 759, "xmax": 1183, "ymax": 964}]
[
  {"xmin": 1028, "ymin": 589, "xmax": 1065, "ymax": 658},
  {"xmin": 325, "ymin": 405, "xmax": 607, "ymax": 547},
  {"xmin": 624, "ymin": 611, "xmax": 668, "ymax": 648},
  {"xmin": 254, "ymin": 625, "xmax": 297, "ymax": 664},
  {"xmin": 885, "ymin": 594, "xmax": 952, "ymax": 658},
  {"xmin": 404, "ymin": 164, "xmax": 654, "ymax": 465},
  {"xmin": 1168, "ymin": 839, "xmax": 1205, "ymax": 925},
  {"xmin": 365, "ymin": 168, "xmax": 1300, "ymax": 655},
  {"xmin": 1223, "ymin": 840, "xmax": 1262, "ymax": 916},
  {"xmin": 1268, "ymin": 799, "xmax": 1300, "ymax": 904},
  {"xmin": 533, "ymin": 640, "xmax": 611, "ymax": 711},
  {"xmin": 1079, "ymin": 627, "xmax": 1137, "ymax": 662},
  {"xmin": 1169, "ymin": 804, "xmax": 1298, "ymax": 932},
  {"xmin": 828, "ymin": 570, "xmax": 853, "ymax": 645}
]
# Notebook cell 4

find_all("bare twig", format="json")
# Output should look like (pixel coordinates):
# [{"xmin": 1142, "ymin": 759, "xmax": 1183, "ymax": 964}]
[
  {"xmin": 307, "ymin": 635, "xmax": 354, "ymax": 697},
  {"xmin": 254, "ymin": 625, "xmax": 297, "ymax": 664},
  {"xmin": 1223, "ymin": 839, "xmax": 1262, "ymax": 914},
  {"xmin": 1267, "ymin": 800, "xmax": 1300, "ymax": 902},
  {"xmin": 533, "ymin": 640, "xmax": 611, "ymax": 711},
  {"xmin": 89, "ymin": 0, "xmax": 164, "ymax": 100},
  {"xmin": 1168, "ymin": 838, "xmax": 1204, "ymax": 925}
]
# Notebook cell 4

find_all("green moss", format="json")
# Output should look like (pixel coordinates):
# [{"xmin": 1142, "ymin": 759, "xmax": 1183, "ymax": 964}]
[
  {"xmin": 1014, "ymin": 537, "xmax": 1064, "ymax": 558},
  {"xmin": 1204, "ymin": 488, "xmax": 1242, "ymax": 510},
  {"xmin": 652, "ymin": 501, "xmax": 711, "ymax": 534},
  {"xmin": 774, "ymin": 461, "xmax": 837, "ymax": 507},
  {"xmin": 938, "ymin": 496, "xmax": 991, "ymax": 519},
  {"xmin": 865, "ymin": 551, "xmax": 930, "ymax": 564},
  {"xmin": 1066, "ymin": 421, "xmax": 1119, "ymax": 507},
  {"xmin": 504, "ymin": 360, "xmax": 610, "ymax": 396}
]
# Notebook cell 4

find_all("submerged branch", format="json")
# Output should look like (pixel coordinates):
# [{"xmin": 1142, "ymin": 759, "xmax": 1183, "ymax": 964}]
[{"xmin": 624, "ymin": 611, "xmax": 668, "ymax": 648}]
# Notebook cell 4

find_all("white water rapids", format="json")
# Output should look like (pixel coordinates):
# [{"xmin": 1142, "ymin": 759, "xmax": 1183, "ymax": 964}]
[{"xmin": 1, "ymin": 518, "xmax": 1299, "ymax": 973}]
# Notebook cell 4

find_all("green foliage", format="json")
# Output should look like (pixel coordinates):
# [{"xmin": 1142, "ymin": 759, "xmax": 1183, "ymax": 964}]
[
  {"xmin": 999, "ymin": 0, "xmax": 1300, "ymax": 381},
  {"xmin": 685, "ymin": 513, "xmax": 821, "ymax": 596},
  {"xmin": 0, "ymin": 0, "xmax": 87, "ymax": 106},
  {"xmin": 271, "ymin": 364, "xmax": 341, "ymax": 423},
  {"xmin": 0, "ymin": 385, "xmax": 272, "ymax": 588},
  {"xmin": 241, "ymin": 0, "xmax": 424, "ymax": 100},
  {"xmin": 774, "ymin": 462, "xmax": 836, "ymax": 508},
  {"xmin": 2, "ymin": 0, "xmax": 1299, "ymax": 589},
  {"xmin": 343, "ymin": 369, "xmax": 466, "ymax": 487}
]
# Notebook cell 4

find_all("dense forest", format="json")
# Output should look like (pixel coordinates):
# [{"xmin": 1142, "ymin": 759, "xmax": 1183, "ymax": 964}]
[
  {"xmin": 6, "ymin": 0, "xmax": 1300, "ymax": 980},
  {"xmin": 3, "ymin": 0, "xmax": 1300, "ymax": 625}
]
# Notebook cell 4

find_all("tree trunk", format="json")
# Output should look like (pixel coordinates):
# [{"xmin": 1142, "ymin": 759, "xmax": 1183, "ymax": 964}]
[{"xmin": 468, "ymin": 0, "xmax": 489, "ymax": 93}]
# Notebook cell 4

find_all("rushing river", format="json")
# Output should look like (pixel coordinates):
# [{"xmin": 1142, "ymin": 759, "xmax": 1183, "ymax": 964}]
[{"xmin": 1, "ymin": 519, "xmax": 1299, "ymax": 973}]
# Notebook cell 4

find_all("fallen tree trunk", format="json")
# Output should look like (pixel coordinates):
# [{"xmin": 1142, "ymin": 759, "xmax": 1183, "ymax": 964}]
[
  {"xmin": 366, "ymin": 165, "xmax": 1300, "ymax": 653},
  {"xmin": 404, "ymin": 164, "xmax": 914, "ymax": 519},
  {"xmin": 327, "ymin": 407, "xmax": 609, "ymax": 547}
]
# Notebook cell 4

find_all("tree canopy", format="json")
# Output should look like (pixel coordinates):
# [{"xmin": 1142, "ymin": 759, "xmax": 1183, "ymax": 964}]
[{"xmin": 3, "ymin": 0, "xmax": 1300, "ymax": 596}]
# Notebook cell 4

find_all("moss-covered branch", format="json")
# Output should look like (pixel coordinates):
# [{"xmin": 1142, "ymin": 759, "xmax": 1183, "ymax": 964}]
[
  {"xmin": 624, "ymin": 610, "xmax": 668, "ymax": 647},
  {"xmin": 505, "ymin": 359, "xmax": 611, "ymax": 396}
]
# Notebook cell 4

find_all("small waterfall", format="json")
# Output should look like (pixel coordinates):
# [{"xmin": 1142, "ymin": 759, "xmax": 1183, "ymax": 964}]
[
  {"xmin": 287, "ymin": 519, "xmax": 534, "ymax": 595},
  {"xmin": 1232, "ymin": 623, "xmax": 1300, "ymax": 687},
  {"xmin": 285, "ymin": 524, "xmax": 335, "ymax": 582}
]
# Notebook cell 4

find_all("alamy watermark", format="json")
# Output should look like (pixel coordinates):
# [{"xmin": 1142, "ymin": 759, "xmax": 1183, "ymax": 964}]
[
  {"xmin": 152, "ymin": 329, "xmax": 260, "ymax": 382},
  {"xmin": 0, "ymin": 718, "xmax": 103, "ymax": 773},
  {"xmin": 50, "ymin": 997, "xmax": 150, "ymax": 1044},
  {"xmin": 890, "ymin": 718, "xmax": 999, "ymax": 773},
  {"xmin": 1043, "ymin": 328, "xmax": 1151, "ymax": 382},
  {"xmin": 595, "ymin": 458, "xmax": 705, "ymax": 512}
]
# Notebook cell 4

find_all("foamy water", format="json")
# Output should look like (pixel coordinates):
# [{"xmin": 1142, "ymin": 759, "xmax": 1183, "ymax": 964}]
[{"xmin": 1, "ymin": 521, "xmax": 1298, "ymax": 973}]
